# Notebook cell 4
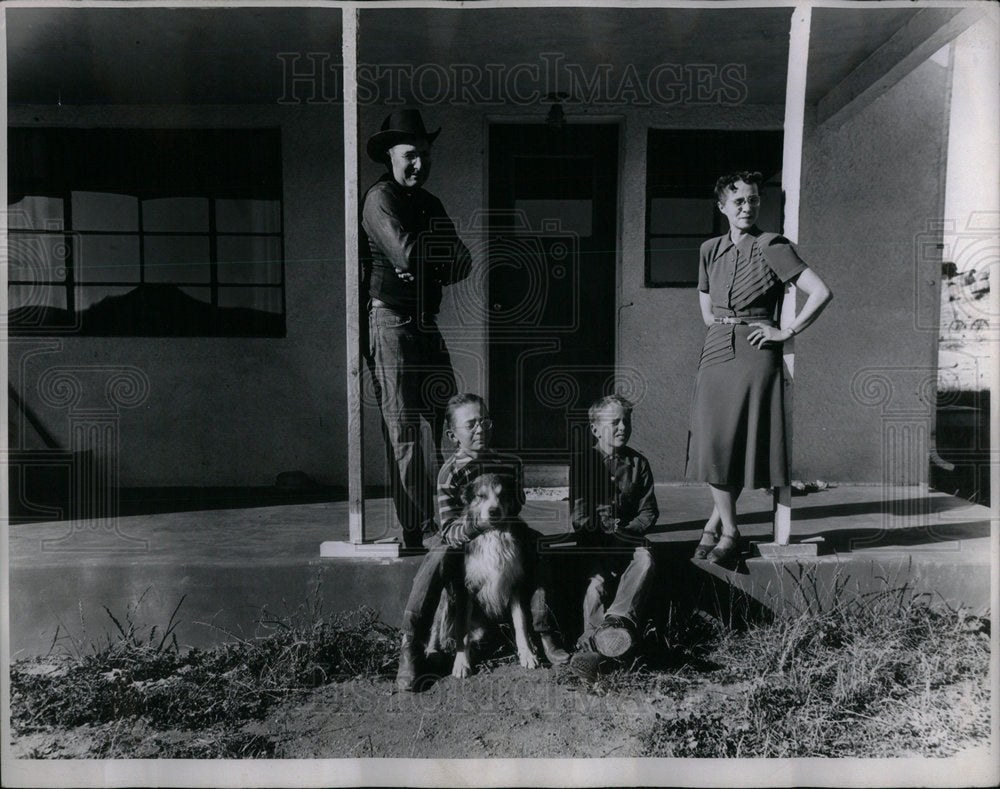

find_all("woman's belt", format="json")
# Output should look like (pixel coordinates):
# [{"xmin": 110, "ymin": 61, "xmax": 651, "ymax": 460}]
[
  {"xmin": 701, "ymin": 316, "xmax": 775, "ymax": 370},
  {"xmin": 714, "ymin": 316, "xmax": 775, "ymax": 327}
]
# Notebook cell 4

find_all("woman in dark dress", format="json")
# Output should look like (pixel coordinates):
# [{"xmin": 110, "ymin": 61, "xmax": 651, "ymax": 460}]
[{"xmin": 686, "ymin": 171, "xmax": 832, "ymax": 563}]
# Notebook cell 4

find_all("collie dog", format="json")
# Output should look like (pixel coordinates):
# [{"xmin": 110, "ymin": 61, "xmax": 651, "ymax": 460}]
[{"xmin": 427, "ymin": 473, "xmax": 540, "ymax": 678}]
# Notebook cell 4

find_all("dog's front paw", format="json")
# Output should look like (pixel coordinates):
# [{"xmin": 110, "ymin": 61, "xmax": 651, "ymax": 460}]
[
  {"xmin": 518, "ymin": 650, "xmax": 540, "ymax": 669},
  {"xmin": 452, "ymin": 651, "xmax": 472, "ymax": 678}
]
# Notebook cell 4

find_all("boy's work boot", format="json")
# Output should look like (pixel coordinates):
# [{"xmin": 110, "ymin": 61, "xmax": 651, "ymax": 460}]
[
  {"xmin": 568, "ymin": 650, "xmax": 605, "ymax": 683},
  {"xmin": 395, "ymin": 633, "xmax": 422, "ymax": 692},
  {"xmin": 538, "ymin": 632, "xmax": 570, "ymax": 665},
  {"xmin": 593, "ymin": 616, "xmax": 635, "ymax": 658}
]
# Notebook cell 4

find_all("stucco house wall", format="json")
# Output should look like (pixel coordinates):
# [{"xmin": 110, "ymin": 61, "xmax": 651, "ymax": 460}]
[{"xmin": 795, "ymin": 55, "xmax": 951, "ymax": 483}]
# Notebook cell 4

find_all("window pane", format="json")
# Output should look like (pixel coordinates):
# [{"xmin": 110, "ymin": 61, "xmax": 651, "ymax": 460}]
[
  {"xmin": 216, "ymin": 199, "xmax": 281, "ymax": 233},
  {"xmin": 71, "ymin": 191, "xmax": 138, "ymax": 231},
  {"xmin": 8, "ymin": 195, "xmax": 64, "ymax": 230},
  {"xmin": 8, "ymin": 284, "xmax": 68, "ymax": 311},
  {"xmin": 513, "ymin": 199, "xmax": 592, "ymax": 237},
  {"xmin": 7, "ymin": 233, "xmax": 72, "ymax": 282},
  {"xmin": 143, "ymin": 197, "xmax": 209, "ymax": 232},
  {"xmin": 649, "ymin": 237, "xmax": 702, "ymax": 284},
  {"xmin": 650, "ymin": 198, "xmax": 714, "ymax": 234},
  {"xmin": 76, "ymin": 285, "xmax": 135, "ymax": 312},
  {"xmin": 77, "ymin": 235, "xmax": 140, "ymax": 283},
  {"xmin": 217, "ymin": 236, "xmax": 282, "ymax": 284},
  {"xmin": 218, "ymin": 286, "xmax": 282, "ymax": 314},
  {"xmin": 145, "ymin": 235, "xmax": 211, "ymax": 283},
  {"xmin": 179, "ymin": 287, "xmax": 212, "ymax": 306}
]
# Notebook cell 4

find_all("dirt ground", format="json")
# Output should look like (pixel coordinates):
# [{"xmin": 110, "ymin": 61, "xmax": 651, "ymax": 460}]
[{"xmin": 10, "ymin": 658, "xmax": 725, "ymax": 759}]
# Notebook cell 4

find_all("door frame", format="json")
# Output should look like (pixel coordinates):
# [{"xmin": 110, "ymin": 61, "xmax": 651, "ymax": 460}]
[{"xmin": 481, "ymin": 114, "xmax": 625, "ymax": 411}]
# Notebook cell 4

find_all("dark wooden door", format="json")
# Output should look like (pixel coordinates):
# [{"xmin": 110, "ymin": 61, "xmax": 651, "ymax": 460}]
[{"xmin": 487, "ymin": 123, "xmax": 619, "ymax": 464}]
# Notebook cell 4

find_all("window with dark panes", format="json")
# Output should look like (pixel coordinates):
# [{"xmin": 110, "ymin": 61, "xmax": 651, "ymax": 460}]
[
  {"xmin": 645, "ymin": 129, "xmax": 783, "ymax": 287},
  {"xmin": 7, "ymin": 128, "xmax": 284, "ymax": 335}
]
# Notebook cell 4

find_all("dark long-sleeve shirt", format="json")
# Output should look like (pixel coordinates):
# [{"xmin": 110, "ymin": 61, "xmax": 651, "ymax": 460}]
[
  {"xmin": 570, "ymin": 444, "xmax": 659, "ymax": 548},
  {"xmin": 361, "ymin": 174, "xmax": 472, "ymax": 317}
]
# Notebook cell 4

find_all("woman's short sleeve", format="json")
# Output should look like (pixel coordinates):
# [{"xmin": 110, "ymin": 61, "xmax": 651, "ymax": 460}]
[
  {"xmin": 697, "ymin": 239, "xmax": 713, "ymax": 293},
  {"xmin": 763, "ymin": 235, "xmax": 808, "ymax": 282}
]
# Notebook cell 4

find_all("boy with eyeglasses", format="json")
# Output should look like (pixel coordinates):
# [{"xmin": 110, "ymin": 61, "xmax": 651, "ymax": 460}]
[{"xmin": 395, "ymin": 393, "xmax": 569, "ymax": 690}]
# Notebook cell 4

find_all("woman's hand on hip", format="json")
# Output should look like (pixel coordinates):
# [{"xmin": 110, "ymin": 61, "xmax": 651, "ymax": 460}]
[{"xmin": 747, "ymin": 323, "xmax": 789, "ymax": 348}]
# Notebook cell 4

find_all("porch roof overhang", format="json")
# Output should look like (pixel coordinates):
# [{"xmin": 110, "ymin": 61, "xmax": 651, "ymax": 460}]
[
  {"xmin": 356, "ymin": 5, "xmax": 973, "ymax": 116},
  {"xmin": 6, "ymin": 4, "xmax": 982, "ymax": 118},
  {"xmin": 5, "ymin": 5, "xmax": 343, "ymax": 106}
]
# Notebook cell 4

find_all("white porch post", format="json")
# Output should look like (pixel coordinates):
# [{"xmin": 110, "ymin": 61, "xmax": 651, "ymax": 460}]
[
  {"xmin": 343, "ymin": 5, "xmax": 365, "ymax": 544},
  {"xmin": 774, "ymin": 3, "xmax": 811, "ymax": 546},
  {"xmin": 322, "ymin": 7, "xmax": 409, "ymax": 558}
]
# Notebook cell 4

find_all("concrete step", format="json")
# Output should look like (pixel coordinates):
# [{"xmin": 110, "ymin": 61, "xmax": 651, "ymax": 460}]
[{"xmin": 524, "ymin": 464, "xmax": 568, "ymax": 487}]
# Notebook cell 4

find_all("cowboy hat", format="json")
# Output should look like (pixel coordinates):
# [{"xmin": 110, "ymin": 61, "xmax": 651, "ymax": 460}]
[{"xmin": 366, "ymin": 108, "xmax": 441, "ymax": 163}]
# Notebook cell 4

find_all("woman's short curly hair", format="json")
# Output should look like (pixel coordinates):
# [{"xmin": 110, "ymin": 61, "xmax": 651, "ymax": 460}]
[{"xmin": 714, "ymin": 171, "xmax": 764, "ymax": 205}]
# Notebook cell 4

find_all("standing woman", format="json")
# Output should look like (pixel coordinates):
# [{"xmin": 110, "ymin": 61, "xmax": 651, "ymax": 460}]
[{"xmin": 686, "ymin": 172, "xmax": 832, "ymax": 563}]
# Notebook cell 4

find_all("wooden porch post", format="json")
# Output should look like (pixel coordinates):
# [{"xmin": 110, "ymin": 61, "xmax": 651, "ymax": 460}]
[
  {"xmin": 321, "ymin": 7, "xmax": 409, "ymax": 558},
  {"xmin": 343, "ymin": 5, "xmax": 365, "ymax": 545},
  {"xmin": 773, "ymin": 4, "xmax": 811, "ymax": 547}
]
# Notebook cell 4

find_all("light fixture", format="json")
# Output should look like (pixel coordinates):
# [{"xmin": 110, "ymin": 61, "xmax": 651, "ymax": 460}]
[{"xmin": 545, "ymin": 91, "xmax": 570, "ymax": 130}]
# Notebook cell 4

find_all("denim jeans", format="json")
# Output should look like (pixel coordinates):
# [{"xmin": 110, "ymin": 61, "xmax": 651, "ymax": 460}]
[
  {"xmin": 367, "ymin": 304, "xmax": 456, "ymax": 547},
  {"xmin": 402, "ymin": 531, "xmax": 560, "ymax": 644},
  {"xmin": 580, "ymin": 546, "xmax": 655, "ymax": 641}
]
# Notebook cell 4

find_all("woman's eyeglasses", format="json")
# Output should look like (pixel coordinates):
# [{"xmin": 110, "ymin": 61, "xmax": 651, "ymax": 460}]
[
  {"xmin": 460, "ymin": 418, "xmax": 493, "ymax": 431},
  {"xmin": 730, "ymin": 196, "xmax": 761, "ymax": 208}
]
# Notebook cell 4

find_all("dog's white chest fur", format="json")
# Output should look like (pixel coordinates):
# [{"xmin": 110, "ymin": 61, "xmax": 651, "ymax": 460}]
[{"xmin": 463, "ymin": 527, "xmax": 525, "ymax": 620}]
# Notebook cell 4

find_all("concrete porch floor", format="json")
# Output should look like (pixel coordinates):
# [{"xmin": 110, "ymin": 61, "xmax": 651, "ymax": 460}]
[{"xmin": 8, "ymin": 485, "xmax": 994, "ymax": 659}]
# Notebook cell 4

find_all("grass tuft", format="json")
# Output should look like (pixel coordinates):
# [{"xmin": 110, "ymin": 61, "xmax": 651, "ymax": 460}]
[
  {"xmin": 11, "ymin": 585, "xmax": 398, "ymax": 753},
  {"xmin": 638, "ymin": 571, "xmax": 991, "ymax": 758}
]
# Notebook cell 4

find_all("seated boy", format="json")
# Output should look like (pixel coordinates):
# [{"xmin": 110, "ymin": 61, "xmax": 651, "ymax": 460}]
[
  {"xmin": 396, "ymin": 393, "xmax": 568, "ymax": 691},
  {"xmin": 568, "ymin": 394, "xmax": 658, "ymax": 681}
]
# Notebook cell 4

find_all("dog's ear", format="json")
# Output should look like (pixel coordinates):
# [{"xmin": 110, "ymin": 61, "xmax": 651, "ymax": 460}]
[
  {"xmin": 496, "ymin": 474, "xmax": 522, "ymax": 517},
  {"xmin": 461, "ymin": 479, "xmax": 479, "ymax": 505}
]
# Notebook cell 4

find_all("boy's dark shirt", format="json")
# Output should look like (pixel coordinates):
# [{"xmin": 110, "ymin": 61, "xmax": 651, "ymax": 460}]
[{"xmin": 570, "ymin": 443, "xmax": 659, "ymax": 548}]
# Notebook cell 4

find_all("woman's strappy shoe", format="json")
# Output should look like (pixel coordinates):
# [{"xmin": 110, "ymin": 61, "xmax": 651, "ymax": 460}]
[
  {"xmin": 707, "ymin": 532, "xmax": 741, "ymax": 565},
  {"xmin": 693, "ymin": 528, "xmax": 720, "ymax": 560}
]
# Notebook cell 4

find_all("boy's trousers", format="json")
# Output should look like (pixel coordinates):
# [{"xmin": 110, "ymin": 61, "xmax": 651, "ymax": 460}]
[{"xmin": 580, "ymin": 546, "xmax": 655, "ymax": 640}]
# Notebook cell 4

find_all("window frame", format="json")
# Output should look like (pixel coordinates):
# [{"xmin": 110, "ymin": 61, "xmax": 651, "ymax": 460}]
[
  {"xmin": 7, "ymin": 127, "xmax": 286, "ymax": 337},
  {"xmin": 643, "ymin": 128, "xmax": 784, "ymax": 288}
]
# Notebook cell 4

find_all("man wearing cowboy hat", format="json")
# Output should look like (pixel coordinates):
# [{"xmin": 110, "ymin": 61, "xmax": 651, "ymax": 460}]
[{"xmin": 362, "ymin": 108, "xmax": 472, "ymax": 550}]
